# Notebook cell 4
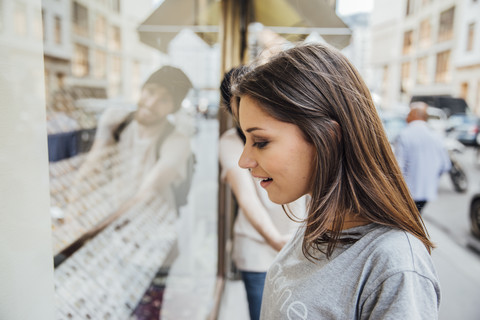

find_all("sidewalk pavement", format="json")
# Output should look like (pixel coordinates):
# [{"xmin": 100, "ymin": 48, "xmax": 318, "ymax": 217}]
[{"xmin": 426, "ymin": 220, "xmax": 480, "ymax": 320}]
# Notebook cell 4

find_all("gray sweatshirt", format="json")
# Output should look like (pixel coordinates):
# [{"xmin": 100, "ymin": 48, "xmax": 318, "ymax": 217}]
[{"xmin": 260, "ymin": 223, "xmax": 440, "ymax": 319}]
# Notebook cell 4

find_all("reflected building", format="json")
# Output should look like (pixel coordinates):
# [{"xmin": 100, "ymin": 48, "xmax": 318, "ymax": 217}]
[{"xmin": 42, "ymin": 0, "xmax": 161, "ymax": 105}]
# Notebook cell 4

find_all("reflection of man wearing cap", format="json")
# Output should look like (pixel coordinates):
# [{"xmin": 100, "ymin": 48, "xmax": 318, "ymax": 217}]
[{"xmin": 78, "ymin": 65, "xmax": 193, "ymax": 216}]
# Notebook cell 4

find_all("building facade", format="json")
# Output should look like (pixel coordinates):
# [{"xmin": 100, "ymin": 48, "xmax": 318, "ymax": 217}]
[{"xmin": 370, "ymin": 0, "xmax": 480, "ymax": 114}]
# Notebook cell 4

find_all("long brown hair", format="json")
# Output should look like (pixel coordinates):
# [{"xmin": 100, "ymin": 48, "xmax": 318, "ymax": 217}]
[{"xmin": 232, "ymin": 43, "xmax": 433, "ymax": 260}]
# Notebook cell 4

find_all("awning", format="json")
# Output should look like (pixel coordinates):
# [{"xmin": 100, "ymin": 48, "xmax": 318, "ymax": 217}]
[{"xmin": 138, "ymin": 0, "xmax": 351, "ymax": 53}]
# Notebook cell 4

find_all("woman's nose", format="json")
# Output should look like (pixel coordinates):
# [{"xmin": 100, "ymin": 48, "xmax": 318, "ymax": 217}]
[{"xmin": 238, "ymin": 146, "xmax": 256, "ymax": 170}]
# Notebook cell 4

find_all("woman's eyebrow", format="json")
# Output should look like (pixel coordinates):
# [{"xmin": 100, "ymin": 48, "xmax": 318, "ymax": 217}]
[{"xmin": 246, "ymin": 127, "xmax": 264, "ymax": 133}]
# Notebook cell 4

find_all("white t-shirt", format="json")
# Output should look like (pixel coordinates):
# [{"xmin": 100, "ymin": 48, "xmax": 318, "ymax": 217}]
[{"xmin": 94, "ymin": 107, "xmax": 191, "ymax": 210}]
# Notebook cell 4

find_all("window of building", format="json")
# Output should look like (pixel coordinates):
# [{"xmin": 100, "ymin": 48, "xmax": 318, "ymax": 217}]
[
  {"xmin": 467, "ymin": 22, "xmax": 475, "ymax": 52},
  {"xmin": 95, "ymin": 15, "xmax": 107, "ymax": 46},
  {"xmin": 56, "ymin": 73, "xmax": 65, "ymax": 90},
  {"xmin": 402, "ymin": 30, "xmax": 414, "ymax": 55},
  {"xmin": 401, "ymin": 61, "xmax": 411, "ymax": 92},
  {"xmin": 109, "ymin": 25, "xmax": 121, "ymax": 50},
  {"xmin": 109, "ymin": 55, "xmax": 122, "ymax": 97},
  {"xmin": 14, "ymin": 2, "xmax": 27, "ymax": 37},
  {"xmin": 419, "ymin": 19, "xmax": 431, "ymax": 48},
  {"xmin": 94, "ymin": 50, "xmax": 107, "ymax": 79},
  {"xmin": 435, "ymin": 50, "xmax": 451, "ymax": 83},
  {"xmin": 382, "ymin": 65, "xmax": 389, "ymax": 98},
  {"xmin": 111, "ymin": 0, "xmax": 121, "ymax": 13},
  {"xmin": 73, "ymin": 1, "xmax": 88, "ymax": 37},
  {"xmin": 406, "ymin": 0, "xmax": 414, "ymax": 16},
  {"xmin": 460, "ymin": 82, "xmax": 469, "ymax": 101},
  {"xmin": 72, "ymin": 44, "xmax": 89, "ymax": 77},
  {"xmin": 54, "ymin": 16, "xmax": 62, "ymax": 44},
  {"xmin": 438, "ymin": 6, "xmax": 455, "ymax": 42},
  {"xmin": 416, "ymin": 56, "xmax": 429, "ymax": 84}
]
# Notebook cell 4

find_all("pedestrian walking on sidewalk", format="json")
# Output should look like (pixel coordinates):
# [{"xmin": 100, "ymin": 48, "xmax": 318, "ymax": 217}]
[
  {"xmin": 232, "ymin": 43, "xmax": 440, "ymax": 319},
  {"xmin": 394, "ymin": 102, "xmax": 451, "ymax": 213}
]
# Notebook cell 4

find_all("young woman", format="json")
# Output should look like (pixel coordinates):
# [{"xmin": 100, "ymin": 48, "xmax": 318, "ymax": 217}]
[
  {"xmin": 231, "ymin": 43, "xmax": 440, "ymax": 319},
  {"xmin": 219, "ymin": 67, "xmax": 306, "ymax": 320}
]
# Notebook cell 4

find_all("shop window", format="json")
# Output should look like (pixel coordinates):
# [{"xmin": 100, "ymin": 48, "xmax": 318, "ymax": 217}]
[
  {"xmin": 54, "ymin": 16, "xmax": 62, "ymax": 44},
  {"xmin": 435, "ymin": 50, "xmax": 451, "ymax": 83},
  {"xmin": 467, "ymin": 22, "xmax": 475, "ymax": 52},
  {"xmin": 416, "ymin": 56, "xmax": 429, "ymax": 85},
  {"xmin": 73, "ymin": 44, "xmax": 89, "ymax": 77},
  {"xmin": 419, "ymin": 19, "xmax": 431, "ymax": 48},
  {"xmin": 438, "ymin": 6, "xmax": 455, "ymax": 42},
  {"xmin": 402, "ymin": 30, "xmax": 414, "ymax": 55},
  {"xmin": 73, "ymin": 1, "xmax": 88, "ymax": 37}
]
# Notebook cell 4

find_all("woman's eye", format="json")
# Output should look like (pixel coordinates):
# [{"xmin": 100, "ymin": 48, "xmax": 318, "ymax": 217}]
[{"xmin": 252, "ymin": 141, "xmax": 269, "ymax": 149}]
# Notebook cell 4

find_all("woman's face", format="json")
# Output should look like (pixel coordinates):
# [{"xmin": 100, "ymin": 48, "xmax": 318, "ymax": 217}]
[{"xmin": 238, "ymin": 95, "xmax": 316, "ymax": 204}]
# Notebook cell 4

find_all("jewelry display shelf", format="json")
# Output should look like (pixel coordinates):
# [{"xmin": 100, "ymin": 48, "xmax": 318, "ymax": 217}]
[
  {"xmin": 54, "ymin": 197, "xmax": 176, "ymax": 319},
  {"xmin": 49, "ymin": 148, "xmax": 177, "ymax": 319}
]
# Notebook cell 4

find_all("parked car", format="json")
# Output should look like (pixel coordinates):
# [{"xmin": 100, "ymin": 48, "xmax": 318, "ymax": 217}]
[
  {"xmin": 470, "ymin": 191, "xmax": 480, "ymax": 239},
  {"xmin": 446, "ymin": 113, "xmax": 480, "ymax": 146}
]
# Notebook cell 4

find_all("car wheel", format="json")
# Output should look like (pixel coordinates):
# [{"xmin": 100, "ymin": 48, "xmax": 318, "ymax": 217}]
[{"xmin": 471, "ymin": 198, "xmax": 480, "ymax": 239}]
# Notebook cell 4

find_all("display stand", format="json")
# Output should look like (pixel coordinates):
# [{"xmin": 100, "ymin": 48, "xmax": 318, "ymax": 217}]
[{"xmin": 49, "ymin": 144, "xmax": 178, "ymax": 319}]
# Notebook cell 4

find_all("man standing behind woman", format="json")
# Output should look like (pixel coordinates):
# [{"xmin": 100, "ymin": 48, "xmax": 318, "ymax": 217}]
[
  {"xmin": 218, "ymin": 67, "xmax": 306, "ymax": 320},
  {"xmin": 394, "ymin": 102, "xmax": 451, "ymax": 213}
]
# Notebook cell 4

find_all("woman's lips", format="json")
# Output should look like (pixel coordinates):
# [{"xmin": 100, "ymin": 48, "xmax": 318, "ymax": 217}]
[
  {"xmin": 252, "ymin": 175, "xmax": 273, "ymax": 189},
  {"xmin": 260, "ymin": 178, "xmax": 273, "ymax": 188}
]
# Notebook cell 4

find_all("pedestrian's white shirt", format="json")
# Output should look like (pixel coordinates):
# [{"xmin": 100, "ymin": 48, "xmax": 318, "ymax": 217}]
[{"xmin": 394, "ymin": 120, "xmax": 451, "ymax": 201}]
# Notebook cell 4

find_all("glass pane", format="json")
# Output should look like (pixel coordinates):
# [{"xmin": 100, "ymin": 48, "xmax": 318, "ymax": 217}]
[{"xmin": 44, "ymin": 0, "xmax": 220, "ymax": 318}]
